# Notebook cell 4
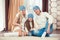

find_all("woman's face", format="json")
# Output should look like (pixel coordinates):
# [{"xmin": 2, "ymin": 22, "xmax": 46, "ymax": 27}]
[
  {"xmin": 28, "ymin": 18, "xmax": 33, "ymax": 22},
  {"xmin": 22, "ymin": 10, "xmax": 26, "ymax": 15}
]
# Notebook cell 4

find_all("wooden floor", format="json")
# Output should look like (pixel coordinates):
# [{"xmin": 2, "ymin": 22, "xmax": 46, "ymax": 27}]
[
  {"xmin": 0, "ymin": 37, "xmax": 60, "ymax": 40},
  {"xmin": 49, "ymin": 29, "xmax": 60, "ymax": 37},
  {"xmin": 0, "ymin": 29, "xmax": 60, "ymax": 37}
]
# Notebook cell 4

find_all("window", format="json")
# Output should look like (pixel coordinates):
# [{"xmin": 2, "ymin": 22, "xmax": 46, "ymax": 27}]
[{"xmin": 24, "ymin": 0, "xmax": 42, "ymax": 13}]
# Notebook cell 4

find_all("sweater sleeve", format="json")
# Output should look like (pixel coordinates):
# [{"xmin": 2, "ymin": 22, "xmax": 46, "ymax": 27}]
[{"xmin": 44, "ymin": 12, "xmax": 54, "ymax": 24}]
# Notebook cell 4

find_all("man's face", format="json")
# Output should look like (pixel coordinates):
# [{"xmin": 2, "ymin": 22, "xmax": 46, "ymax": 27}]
[
  {"xmin": 28, "ymin": 18, "xmax": 33, "ymax": 22},
  {"xmin": 34, "ymin": 9, "xmax": 40, "ymax": 15},
  {"xmin": 22, "ymin": 10, "xmax": 26, "ymax": 15}
]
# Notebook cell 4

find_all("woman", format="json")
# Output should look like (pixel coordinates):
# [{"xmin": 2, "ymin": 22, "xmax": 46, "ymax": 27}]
[
  {"xmin": 24, "ymin": 13, "xmax": 39, "ymax": 36},
  {"xmin": 24, "ymin": 13, "xmax": 34, "ymax": 32},
  {"xmin": 12, "ymin": 6, "xmax": 27, "ymax": 36}
]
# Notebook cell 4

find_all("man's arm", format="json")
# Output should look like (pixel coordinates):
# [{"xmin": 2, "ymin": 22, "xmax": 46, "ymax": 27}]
[
  {"xmin": 46, "ymin": 24, "xmax": 51, "ymax": 33},
  {"xmin": 44, "ymin": 12, "xmax": 54, "ymax": 33}
]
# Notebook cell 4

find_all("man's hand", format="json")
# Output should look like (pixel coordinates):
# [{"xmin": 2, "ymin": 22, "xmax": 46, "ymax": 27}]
[
  {"xmin": 46, "ymin": 28, "xmax": 50, "ymax": 34},
  {"xmin": 46, "ymin": 23, "xmax": 51, "ymax": 34}
]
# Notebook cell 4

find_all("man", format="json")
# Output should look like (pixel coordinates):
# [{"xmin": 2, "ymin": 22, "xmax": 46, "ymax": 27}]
[
  {"xmin": 29, "ymin": 6, "xmax": 54, "ymax": 37},
  {"xmin": 12, "ymin": 6, "xmax": 27, "ymax": 36}
]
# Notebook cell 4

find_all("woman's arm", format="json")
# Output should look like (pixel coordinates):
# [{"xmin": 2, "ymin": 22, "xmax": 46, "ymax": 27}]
[
  {"xmin": 13, "ymin": 13, "xmax": 21, "ymax": 26},
  {"xmin": 13, "ymin": 17, "xmax": 20, "ymax": 26}
]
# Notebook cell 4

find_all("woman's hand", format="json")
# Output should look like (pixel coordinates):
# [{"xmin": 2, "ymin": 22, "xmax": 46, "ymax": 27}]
[
  {"xmin": 30, "ymin": 28, "xmax": 34, "ymax": 31},
  {"xmin": 22, "ymin": 31, "xmax": 28, "ymax": 36},
  {"xmin": 19, "ymin": 25, "xmax": 22, "ymax": 28}
]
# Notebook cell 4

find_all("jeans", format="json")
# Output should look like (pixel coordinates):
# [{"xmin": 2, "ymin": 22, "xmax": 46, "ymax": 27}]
[{"xmin": 28, "ymin": 21, "xmax": 53, "ymax": 37}]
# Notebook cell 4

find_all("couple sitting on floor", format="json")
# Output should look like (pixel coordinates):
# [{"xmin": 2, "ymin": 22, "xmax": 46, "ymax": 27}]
[{"xmin": 12, "ymin": 5, "xmax": 54, "ymax": 37}]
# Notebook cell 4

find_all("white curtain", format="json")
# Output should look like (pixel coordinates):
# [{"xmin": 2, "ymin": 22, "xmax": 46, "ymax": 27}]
[{"xmin": 0, "ymin": 0, "xmax": 5, "ymax": 31}]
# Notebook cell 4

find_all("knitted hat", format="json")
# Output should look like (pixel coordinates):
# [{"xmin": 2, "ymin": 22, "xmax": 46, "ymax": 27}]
[
  {"xmin": 28, "ymin": 13, "xmax": 34, "ymax": 19},
  {"xmin": 33, "ymin": 6, "xmax": 40, "ymax": 10},
  {"xmin": 19, "ymin": 6, "xmax": 25, "ymax": 11}
]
